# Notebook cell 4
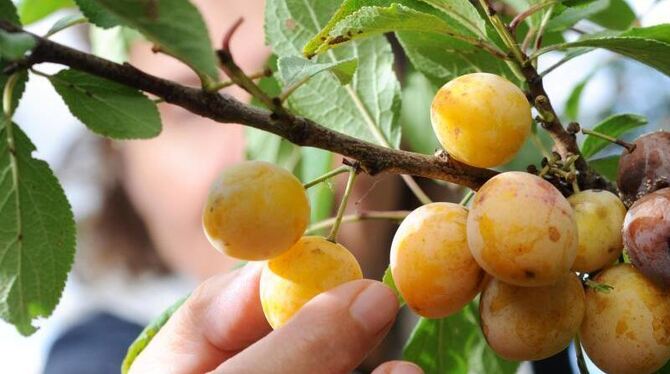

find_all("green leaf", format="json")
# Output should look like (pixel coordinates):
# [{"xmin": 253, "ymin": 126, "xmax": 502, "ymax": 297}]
[
  {"xmin": 0, "ymin": 31, "xmax": 36, "ymax": 60},
  {"xmin": 417, "ymin": 0, "xmax": 485, "ymax": 37},
  {"xmin": 76, "ymin": 0, "xmax": 219, "ymax": 86},
  {"xmin": 277, "ymin": 56, "xmax": 358, "ymax": 88},
  {"xmin": 315, "ymin": 4, "xmax": 474, "ymax": 55},
  {"xmin": 403, "ymin": 302, "xmax": 518, "ymax": 374},
  {"xmin": 588, "ymin": 0, "xmax": 635, "ymax": 31},
  {"xmin": 300, "ymin": 148, "xmax": 334, "ymax": 225},
  {"xmin": 382, "ymin": 266, "xmax": 405, "ymax": 306},
  {"xmin": 544, "ymin": 25, "xmax": 670, "ymax": 77},
  {"xmin": 588, "ymin": 155, "xmax": 619, "ymax": 181},
  {"xmin": 581, "ymin": 113, "xmax": 647, "ymax": 159},
  {"xmin": 546, "ymin": 0, "xmax": 610, "ymax": 32},
  {"xmin": 17, "ymin": 0, "xmax": 74, "ymax": 25},
  {"xmin": 74, "ymin": 0, "xmax": 122, "ymax": 28},
  {"xmin": 0, "ymin": 67, "xmax": 28, "ymax": 113},
  {"xmin": 400, "ymin": 71, "xmax": 439, "ymax": 154},
  {"xmin": 303, "ymin": 0, "xmax": 441, "ymax": 57},
  {"xmin": 121, "ymin": 295, "xmax": 188, "ymax": 374},
  {"xmin": 397, "ymin": 31, "xmax": 513, "ymax": 86},
  {"xmin": 499, "ymin": 0, "xmax": 550, "ymax": 28},
  {"xmin": 0, "ymin": 119, "xmax": 76, "ymax": 335},
  {"xmin": 266, "ymin": 0, "xmax": 402, "ymax": 148},
  {"xmin": 564, "ymin": 71, "xmax": 594, "ymax": 121},
  {"xmin": 48, "ymin": 69, "xmax": 162, "ymax": 139},
  {"xmin": 46, "ymin": 14, "xmax": 87, "ymax": 37},
  {"xmin": 246, "ymin": 56, "xmax": 300, "ymax": 171},
  {"xmin": 0, "ymin": 0, "xmax": 21, "ymax": 25}
]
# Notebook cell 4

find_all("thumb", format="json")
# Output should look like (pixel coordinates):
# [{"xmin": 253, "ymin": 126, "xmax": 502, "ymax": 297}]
[{"xmin": 214, "ymin": 280, "xmax": 398, "ymax": 374}]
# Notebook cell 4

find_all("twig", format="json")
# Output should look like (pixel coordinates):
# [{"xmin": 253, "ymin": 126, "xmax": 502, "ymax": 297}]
[
  {"xmin": 303, "ymin": 165, "xmax": 350, "ymax": 189},
  {"xmin": 327, "ymin": 165, "xmax": 358, "ymax": 242},
  {"xmin": 509, "ymin": 1, "xmax": 556, "ymax": 35},
  {"xmin": 305, "ymin": 210, "xmax": 410, "ymax": 235},
  {"xmin": 581, "ymin": 128, "xmax": 636, "ymax": 153}
]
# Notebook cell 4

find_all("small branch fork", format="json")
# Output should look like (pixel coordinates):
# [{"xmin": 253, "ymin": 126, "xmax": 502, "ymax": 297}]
[
  {"xmin": 0, "ymin": 21, "xmax": 497, "ymax": 190},
  {"xmin": 477, "ymin": 1, "xmax": 613, "ymax": 192}
]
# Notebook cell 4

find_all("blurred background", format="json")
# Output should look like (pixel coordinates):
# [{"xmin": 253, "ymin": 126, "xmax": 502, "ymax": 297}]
[{"xmin": 1, "ymin": 0, "xmax": 669, "ymax": 373}]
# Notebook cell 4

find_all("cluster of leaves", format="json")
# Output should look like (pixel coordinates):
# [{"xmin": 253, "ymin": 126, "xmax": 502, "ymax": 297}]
[{"xmin": 1, "ymin": 0, "xmax": 670, "ymax": 373}]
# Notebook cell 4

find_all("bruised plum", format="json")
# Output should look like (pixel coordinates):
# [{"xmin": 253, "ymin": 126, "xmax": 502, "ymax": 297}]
[
  {"xmin": 623, "ymin": 187, "xmax": 670, "ymax": 288},
  {"xmin": 618, "ymin": 132, "xmax": 670, "ymax": 207}
]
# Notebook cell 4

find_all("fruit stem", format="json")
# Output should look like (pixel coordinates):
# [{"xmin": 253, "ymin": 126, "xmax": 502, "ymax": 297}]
[
  {"xmin": 581, "ymin": 128, "xmax": 636, "ymax": 153},
  {"xmin": 459, "ymin": 190, "xmax": 475, "ymax": 206},
  {"xmin": 327, "ymin": 166, "xmax": 359, "ymax": 242},
  {"xmin": 508, "ymin": 1, "xmax": 557, "ymax": 35},
  {"xmin": 303, "ymin": 165, "xmax": 351, "ymax": 189},
  {"xmin": 305, "ymin": 210, "xmax": 410, "ymax": 235},
  {"xmin": 574, "ymin": 335, "xmax": 591, "ymax": 374},
  {"xmin": 401, "ymin": 174, "xmax": 432, "ymax": 205},
  {"xmin": 209, "ymin": 69, "xmax": 272, "ymax": 92}
]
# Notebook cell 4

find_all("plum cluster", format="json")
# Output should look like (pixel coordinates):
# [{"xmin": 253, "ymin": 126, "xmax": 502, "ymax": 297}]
[
  {"xmin": 391, "ymin": 73, "xmax": 670, "ymax": 373},
  {"xmin": 200, "ymin": 73, "xmax": 670, "ymax": 373},
  {"xmin": 202, "ymin": 160, "xmax": 362, "ymax": 329}
]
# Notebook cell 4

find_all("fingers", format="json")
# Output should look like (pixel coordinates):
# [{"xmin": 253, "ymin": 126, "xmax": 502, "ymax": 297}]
[
  {"xmin": 129, "ymin": 263, "xmax": 271, "ymax": 374},
  {"xmin": 214, "ymin": 280, "xmax": 399, "ymax": 374},
  {"xmin": 372, "ymin": 361, "xmax": 424, "ymax": 374}
]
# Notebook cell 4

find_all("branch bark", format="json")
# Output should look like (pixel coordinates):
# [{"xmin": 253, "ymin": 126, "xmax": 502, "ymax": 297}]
[{"xmin": 0, "ymin": 22, "xmax": 497, "ymax": 190}]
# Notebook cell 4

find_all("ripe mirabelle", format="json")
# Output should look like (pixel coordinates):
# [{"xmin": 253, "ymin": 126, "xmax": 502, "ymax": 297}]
[
  {"xmin": 479, "ymin": 273, "xmax": 585, "ymax": 361},
  {"xmin": 259, "ymin": 236, "xmax": 363, "ymax": 329},
  {"xmin": 623, "ymin": 188, "xmax": 670, "ymax": 288},
  {"xmin": 390, "ymin": 203, "xmax": 485, "ymax": 318},
  {"xmin": 580, "ymin": 264, "xmax": 670, "ymax": 374},
  {"xmin": 430, "ymin": 72, "xmax": 531, "ymax": 168},
  {"xmin": 467, "ymin": 172, "xmax": 578, "ymax": 287},
  {"xmin": 568, "ymin": 189, "xmax": 626, "ymax": 272},
  {"xmin": 202, "ymin": 160, "xmax": 310, "ymax": 261}
]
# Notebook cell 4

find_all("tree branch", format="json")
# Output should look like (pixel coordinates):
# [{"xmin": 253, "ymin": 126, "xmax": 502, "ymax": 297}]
[{"xmin": 0, "ymin": 22, "xmax": 497, "ymax": 190}]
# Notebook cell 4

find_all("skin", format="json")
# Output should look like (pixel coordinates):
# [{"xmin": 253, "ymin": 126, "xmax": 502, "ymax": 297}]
[
  {"xmin": 260, "ymin": 236, "xmax": 363, "ymax": 329},
  {"xmin": 568, "ymin": 189, "xmax": 626, "ymax": 272},
  {"xmin": 130, "ymin": 264, "xmax": 422, "ymax": 374},
  {"xmin": 390, "ymin": 203, "xmax": 485, "ymax": 318},
  {"xmin": 617, "ymin": 132, "xmax": 670, "ymax": 207},
  {"xmin": 479, "ymin": 272, "xmax": 585, "ymax": 361},
  {"xmin": 467, "ymin": 172, "xmax": 578, "ymax": 287},
  {"xmin": 430, "ymin": 73, "xmax": 531, "ymax": 168},
  {"xmin": 623, "ymin": 188, "xmax": 670, "ymax": 288},
  {"xmin": 203, "ymin": 160, "xmax": 310, "ymax": 260},
  {"xmin": 580, "ymin": 264, "xmax": 670, "ymax": 374}
]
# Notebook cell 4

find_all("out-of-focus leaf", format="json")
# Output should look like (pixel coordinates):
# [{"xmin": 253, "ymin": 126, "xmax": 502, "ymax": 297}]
[
  {"xmin": 17, "ymin": 0, "xmax": 74, "ymax": 25},
  {"xmin": 400, "ymin": 71, "xmax": 438, "ymax": 154},
  {"xmin": 0, "ymin": 31, "xmax": 36, "ymax": 60},
  {"xmin": 565, "ymin": 71, "xmax": 595, "ymax": 121},
  {"xmin": 74, "ymin": 0, "xmax": 122, "ymax": 28},
  {"xmin": 382, "ymin": 267, "xmax": 405, "ymax": 306},
  {"xmin": 403, "ymin": 302, "xmax": 518, "ymax": 374},
  {"xmin": 544, "ymin": 25, "xmax": 670, "ymax": 78},
  {"xmin": 581, "ymin": 114, "xmax": 647, "ymax": 159},
  {"xmin": 588, "ymin": 0, "xmax": 636, "ymax": 31},
  {"xmin": 547, "ymin": 0, "xmax": 610, "ymax": 32},
  {"xmin": 278, "ymin": 56, "xmax": 358, "ymax": 88},
  {"xmin": 46, "ymin": 14, "xmax": 87, "ymax": 37},
  {"xmin": 300, "ymin": 148, "xmax": 334, "ymax": 226},
  {"xmin": 121, "ymin": 295, "xmax": 188, "ymax": 373},
  {"xmin": 1, "ymin": 0, "xmax": 21, "ymax": 25},
  {"xmin": 588, "ymin": 155, "xmax": 619, "ymax": 181}
]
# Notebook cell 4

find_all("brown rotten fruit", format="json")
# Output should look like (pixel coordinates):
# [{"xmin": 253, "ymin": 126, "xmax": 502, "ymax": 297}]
[
  {"xmin": 618, "ymin": 131, "xmax": 670, "ymax": 206},
  {"xmin": 623, "ymin": 187, "xmax": 670, "ymax": 288}
]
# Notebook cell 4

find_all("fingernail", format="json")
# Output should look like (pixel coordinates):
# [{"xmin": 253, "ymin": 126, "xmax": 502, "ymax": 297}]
[
  {"xmin": 350, "ymin": 282, "xmax": 398, "ymax": 334},
  {"xmin": 391, "ymin": 362, "xmax": 423, "ymax": 374}
]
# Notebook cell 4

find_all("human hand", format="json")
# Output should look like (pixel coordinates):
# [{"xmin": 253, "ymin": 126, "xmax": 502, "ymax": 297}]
[{"xmin": 129, "ymin": 263, "xmax": 423, "ymax": 374}]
